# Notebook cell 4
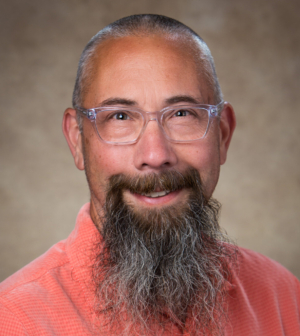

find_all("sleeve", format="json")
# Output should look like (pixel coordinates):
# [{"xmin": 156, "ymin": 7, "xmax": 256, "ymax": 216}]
[{"xmin": 0, "ymin": 301, "xmax": 29, "ymax": 335}]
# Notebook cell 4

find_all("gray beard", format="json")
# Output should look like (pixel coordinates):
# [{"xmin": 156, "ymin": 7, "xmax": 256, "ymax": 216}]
[{"xmin": 92, "ymin": 169, "xmax": 237, "ymax": 336}]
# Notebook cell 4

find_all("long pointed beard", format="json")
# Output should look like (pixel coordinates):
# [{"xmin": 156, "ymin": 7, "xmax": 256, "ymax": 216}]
[{"xmin": 92, "ymin": 169, "xmax": 237, "ymax": 335}]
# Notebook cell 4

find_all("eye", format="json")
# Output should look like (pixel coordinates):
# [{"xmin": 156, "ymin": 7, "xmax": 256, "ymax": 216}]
[
  {"xmin": 173, "ymin": 109, "xmax": 190, "ymax": 117},
  {"xmin": 112, "ymin": 112, "xmax": 130, "ymax": 120}
]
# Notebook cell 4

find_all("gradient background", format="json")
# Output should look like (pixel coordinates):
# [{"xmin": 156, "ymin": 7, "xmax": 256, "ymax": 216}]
[{"xmin": 1, "ymin": 0, "xmax": 299, "ymax": 282}]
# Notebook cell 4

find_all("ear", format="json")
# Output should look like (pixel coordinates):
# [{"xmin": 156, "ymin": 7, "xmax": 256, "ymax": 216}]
[
  {"xmin": 219, "ymin": 102, "xmax": 236, "ymax": 165},
  {"xmin": 62, "ymin": 108, "xmax": 85, "ymax": 170}
]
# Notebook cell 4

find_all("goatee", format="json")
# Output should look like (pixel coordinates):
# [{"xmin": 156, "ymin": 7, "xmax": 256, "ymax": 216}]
[{"xmin": 92, "ymin": 168, "xmax": 237, "ymax": 335}]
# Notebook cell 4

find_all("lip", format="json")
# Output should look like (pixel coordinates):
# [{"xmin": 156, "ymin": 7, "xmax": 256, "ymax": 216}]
[
  {"xmin": 125, "ymin": 189, "xmax": 185, "ymax": 207},
  {"xmin": 141, "ymin": 190, "xmax": 170, "ymax": 197}
]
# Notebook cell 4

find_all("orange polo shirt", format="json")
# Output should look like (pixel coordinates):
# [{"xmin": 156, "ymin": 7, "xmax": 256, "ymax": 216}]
[{"xmin": 0, "ymin": 203, "xmax": 299, "ymax": 335}]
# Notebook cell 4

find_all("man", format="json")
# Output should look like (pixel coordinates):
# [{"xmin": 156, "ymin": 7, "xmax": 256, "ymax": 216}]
[{"xmin": 0, "ymin": 14, "xmax": 299, "ymax": 335}]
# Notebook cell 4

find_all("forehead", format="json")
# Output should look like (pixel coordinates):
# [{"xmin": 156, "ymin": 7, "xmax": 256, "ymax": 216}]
[{"xmin": 83, "ymin": 35, "xmax": 210, "ymax": 108}]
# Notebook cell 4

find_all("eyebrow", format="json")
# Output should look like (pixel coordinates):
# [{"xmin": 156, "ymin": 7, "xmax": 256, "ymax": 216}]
[
  {"xmin": 95, "ymin": 95, "xmax": 202, "ymax": 108},
  {"xmin": 164, "ymin": 95, "xmax": 202, "ymax": 105},
  {"xmin": 97, "ymin": 98, "xmax": 136, "ymax": 107}
]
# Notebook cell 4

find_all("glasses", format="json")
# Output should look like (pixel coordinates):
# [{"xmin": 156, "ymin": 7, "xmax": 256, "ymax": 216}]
[{"xmin": 75, "ymin": 102, "xmax": 224, "ymax": 145}]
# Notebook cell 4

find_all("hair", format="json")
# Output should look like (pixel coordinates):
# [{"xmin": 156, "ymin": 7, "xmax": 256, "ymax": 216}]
[{"xmin": 72, "ymin": 14, "xmax": 223, "ymax": 130}]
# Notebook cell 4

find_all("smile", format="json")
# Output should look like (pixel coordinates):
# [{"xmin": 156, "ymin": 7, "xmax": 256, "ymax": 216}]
[
  {"xmin": 124, "ymin": 189, "xmax": 186, "ymax": 208},
  {"xmin": 140, "ymin": 190, "xmax": 171, "ymax": 198}
]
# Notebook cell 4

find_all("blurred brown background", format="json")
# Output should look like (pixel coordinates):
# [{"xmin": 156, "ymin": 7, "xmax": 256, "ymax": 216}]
[{"xmin": 1, "ymin": 0, "xmax": 299, "ymax": 281}]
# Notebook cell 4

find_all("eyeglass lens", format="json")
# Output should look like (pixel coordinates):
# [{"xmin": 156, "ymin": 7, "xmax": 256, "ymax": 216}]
[{"xmin": 95, "ymin": 107, "xmax": 210, "ymax": 143}]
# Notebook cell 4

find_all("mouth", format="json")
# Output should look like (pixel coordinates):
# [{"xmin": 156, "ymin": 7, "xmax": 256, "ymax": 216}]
[
  {"xmin": 140, "ymin": 190, "xmax": 171, "ymax": 198},
  {"xmin": 109, "ymin": 169, "xmax": 200, "ymax": 210},
  {"xmin": 123, "ymin": 188, "xmax": 187, "ymax": 208}
]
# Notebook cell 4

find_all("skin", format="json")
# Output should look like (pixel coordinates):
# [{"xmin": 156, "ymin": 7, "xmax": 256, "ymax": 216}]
[{"xmin": 63, "ymin": 35, "xmax": 236, "ymax": 229}]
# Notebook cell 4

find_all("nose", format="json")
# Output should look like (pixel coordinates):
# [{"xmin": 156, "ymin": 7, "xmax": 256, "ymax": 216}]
[{"xmin": 133, "ymin": 119, "xmax": 178, "ymax": 171}]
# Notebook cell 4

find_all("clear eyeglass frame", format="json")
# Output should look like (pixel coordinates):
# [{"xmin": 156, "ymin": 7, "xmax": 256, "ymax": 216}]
[{"xmin": 75, "ymin": 101, "xmax": 225, "ymax": 145}]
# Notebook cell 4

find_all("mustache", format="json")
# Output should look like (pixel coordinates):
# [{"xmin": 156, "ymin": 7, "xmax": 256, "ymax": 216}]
[{"xmin": 106, "ymin": 168, "xmax": 205, "ymax": 196}]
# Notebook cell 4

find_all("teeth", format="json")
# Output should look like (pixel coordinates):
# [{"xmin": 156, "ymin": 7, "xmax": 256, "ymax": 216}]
[{"xmin": 141, "ymin": 190, "xmax": 170, "ymax": 198}]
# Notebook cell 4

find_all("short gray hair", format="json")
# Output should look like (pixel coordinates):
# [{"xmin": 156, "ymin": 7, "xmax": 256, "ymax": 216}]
[{"xmin": 72, "ymin": 14, "xmax": 223, "ymax": 128}]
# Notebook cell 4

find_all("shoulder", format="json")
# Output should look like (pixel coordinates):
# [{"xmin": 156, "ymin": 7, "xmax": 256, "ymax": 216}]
[
  {"xmin": 0, "ymin": 239, "xmax": 69, "ymax": 302},
  {"xmin": 0, "ymin": 239, "xmax": 74, "ymax": 333},
  {"xmin": 0, "ymin": 204, "xmax": 96, "ymax": 334},
  {"xmin": 231, "ymin": 246, "xmax": 300, "ymax": 315},
  {"xmin": 226, "ymin": 247, "xmax": 300, "ymax": 334},
  {"xmin": 237, "ymin": 246, "xmax": 299, "ymax": 289}
]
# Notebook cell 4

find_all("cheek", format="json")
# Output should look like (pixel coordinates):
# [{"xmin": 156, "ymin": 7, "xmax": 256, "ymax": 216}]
[
  {"xmin": 84, "ymin": 141, "xmax": 135, "ymax": 208},
  {"xmin": 176, "ymin": 140, "xmax": 220, "ymax": 196},
  {"xmin": 86, "ymin": 141, "xmax": 135, "ymax": 179}
]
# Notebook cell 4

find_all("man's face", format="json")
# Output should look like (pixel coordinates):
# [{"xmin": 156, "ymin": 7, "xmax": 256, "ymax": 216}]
[
  {"xmin": 63, "ymin": 34, "xmax": 236, "ymax": 334},
  {"xmin": 65, "ymin": 35, "xmax": 234, "ymax": 226}
]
